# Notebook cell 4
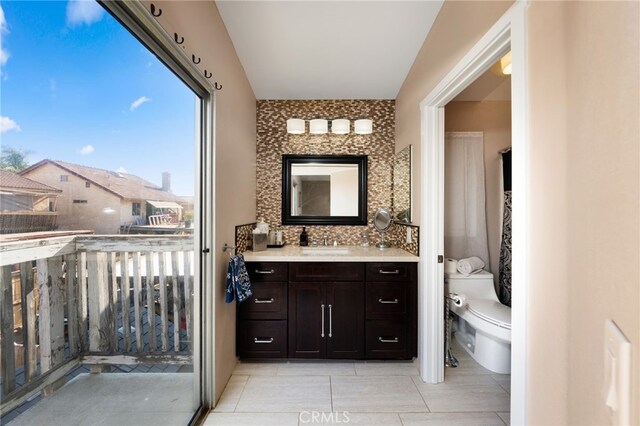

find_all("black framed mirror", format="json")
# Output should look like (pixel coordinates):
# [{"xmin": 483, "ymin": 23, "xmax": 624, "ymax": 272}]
[{"xmin": 282, "ymin": 155, "xmax": 368, "ymax": 225}]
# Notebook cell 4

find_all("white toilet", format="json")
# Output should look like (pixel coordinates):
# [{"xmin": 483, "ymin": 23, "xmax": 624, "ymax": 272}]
[{"xmin": 445, "ymin": 270, "xmax": 511, "ymax": 374}]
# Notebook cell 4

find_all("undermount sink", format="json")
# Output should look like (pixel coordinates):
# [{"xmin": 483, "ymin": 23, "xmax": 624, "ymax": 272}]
[{"xmin": 301, "ymin": 246, "xmax": 351, "ymax": 255}]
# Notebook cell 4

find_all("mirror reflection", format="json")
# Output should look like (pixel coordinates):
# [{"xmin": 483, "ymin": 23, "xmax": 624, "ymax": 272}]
[
  {"xmin": 290, "ymin": 164, "xmax": 359, "ymax": 217},
  {"xmin": 393, "ymin": 145, "xmax": 412, "ymax": 223}
]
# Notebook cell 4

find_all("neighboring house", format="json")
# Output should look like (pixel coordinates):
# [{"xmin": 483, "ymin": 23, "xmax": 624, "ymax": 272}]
[
  {"xmin": 20, "ymin": 160, "xmax": 185, "ymax": 234},
  {"xmin": 0, "ymin": 170, "xmax": 62, "ymax": 234}
]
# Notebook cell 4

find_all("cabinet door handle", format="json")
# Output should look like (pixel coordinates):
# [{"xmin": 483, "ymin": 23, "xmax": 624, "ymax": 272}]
[
  {"xmin": 378, "ymin": 269, "xmax": 400, "ymax": 275},
  {"xmin": 254, "ymin": 337, "xmax": 274, "ymax": 344},
  {"xmin": 378, "ymin": 298, "xmax": 399, "ymax": 304},
  {"xmin": 254, "ymin": 269, "xmax": 275, "ymax": 274},
  {"xmin": 254, "ymin": 298, "xmax": 274, "ymax": 304},
  {"xmin": 321, "ymin": 304, "xmax": 325, "ymax": 338},
  {"xmin": 328, "ymin": 304, "xmax": 333, "ymax": 338},
  {"xmin": 379, "ymin": 337, "xmax": 399, "ymax": 343}
]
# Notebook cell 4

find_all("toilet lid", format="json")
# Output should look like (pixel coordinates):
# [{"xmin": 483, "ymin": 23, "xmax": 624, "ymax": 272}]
[{"xmin": 467, "ymin": 300, "xmax": 511, "ymax": 330}]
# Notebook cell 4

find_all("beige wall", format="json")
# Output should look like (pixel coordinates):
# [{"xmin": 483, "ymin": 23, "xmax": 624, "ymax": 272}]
[
  {"xmin": 562, "ymin": 1, "xmax": 639, "ymax": 424},
  {"xmin": 397, "ymin": 0, "xmax": 639, "ymax": 424},
  {"xmin": 445, "ymin": 101, "xmax": 511, "ymax": 285},
  {"xmin": 395, "ymin": 1, "xmax": 513, "ymax": 226},
  {"xmin": 23, "ymin": 164, "xmax": 122, "ymax": 234},
  {"xmin": 151, "ymin": 0, "xmax": 257, "ymax": 402}
]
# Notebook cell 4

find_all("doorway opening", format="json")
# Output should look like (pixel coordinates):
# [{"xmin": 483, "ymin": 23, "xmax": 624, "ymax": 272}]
[{"xmin": 418, "ymin": 2, "xmax": 528, "ymax": 424}]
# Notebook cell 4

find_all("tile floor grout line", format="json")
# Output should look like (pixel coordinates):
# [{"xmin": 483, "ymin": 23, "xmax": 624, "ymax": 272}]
[
  {"xmin": 410, "ymin": 375, "xmax": 432, "ymax": 413},
  {"xmin": 231, "ymin": 373, "xmax": 251, "ymax": 413},
  {"xmin": 329, "ymin": 375, "xmax": 334, "ymax": 413}
]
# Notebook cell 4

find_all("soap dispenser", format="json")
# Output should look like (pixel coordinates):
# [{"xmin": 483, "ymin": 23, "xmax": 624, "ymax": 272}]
[{"xmin": 299, "ymin": 227, "xmax": 308, "ymax": 247}]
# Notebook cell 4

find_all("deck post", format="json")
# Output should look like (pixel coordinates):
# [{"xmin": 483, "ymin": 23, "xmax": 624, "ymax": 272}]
[
  {"xmin": 1, "ymin": 265, "xmax": 16, "ymax": 395},
  {"xmin": 21, "ymin": 262, "xmax": 37, "ymax": 382},
  {"xmin": 66, "ymin": 254, "xmax": 79, "ymax": 358},
  {"xmin": 87, "ymin": 252, "xmax": 112, "ymax": 373},
  {"xmin": 36, "ymin": 258, "xmax": 52, "ymax": 373}
]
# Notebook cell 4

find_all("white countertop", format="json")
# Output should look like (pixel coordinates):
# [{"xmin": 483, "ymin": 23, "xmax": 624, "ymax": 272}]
[{"xmin": 242, "ymin": 245, "xmax": 418, "ymax": 262}]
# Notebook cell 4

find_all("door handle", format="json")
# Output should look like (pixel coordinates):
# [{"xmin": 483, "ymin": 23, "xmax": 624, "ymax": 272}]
[
  {"xmin": 379, "ymin": 337, "xmax": 399, "ymax": 343},
  {"xmin": 378, "ymin": 269, "xmax": 400, "ymax": 275},
  {"xmin": 378, "ymin": 298, "xmax": 399, "ymax": 304},
  {"xmin": 321, "ymin": 304, "xmax": 325, "ymax": 338},
  {"xmin": 254, "ymin": 298, "xmax": 274, "ymax": 304},
  {"xmin": 328, "ymin": 304, "xmax": 333, "ymax": 338},
  {"xmin": 254, "ymin": 337, "xmax": 274, "ymax": 344},
  {"xmin": 254, "ymin": 269, "xmax": 275, "ymax": 274}
]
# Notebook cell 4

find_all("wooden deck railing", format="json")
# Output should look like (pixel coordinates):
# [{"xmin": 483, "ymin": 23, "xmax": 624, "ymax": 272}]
[{"xmin": 0, "ymin": 235, "xmax": 194, "ymax": 413}]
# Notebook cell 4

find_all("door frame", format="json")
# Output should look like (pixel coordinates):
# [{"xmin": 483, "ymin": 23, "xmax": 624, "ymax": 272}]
[{"xmin": 418, "ymin": 1, "xmax": 529, "ymax": 423}]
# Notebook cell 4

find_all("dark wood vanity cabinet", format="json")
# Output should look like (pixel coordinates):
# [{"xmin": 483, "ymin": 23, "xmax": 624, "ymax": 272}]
[
  {"xmin": 238, "ymin": 261, "xmax": 416, "ymax": 360},
  {"xmin": 236, "ymin": 262, "xmax": 288, "ymax": 358},
  {"xmin": 289, "ymin": 263, "xmax": 365, "ymax": 359},
  {"xmin": 365, "ymin": 263, "xmax": 418, "ymax": 359}
]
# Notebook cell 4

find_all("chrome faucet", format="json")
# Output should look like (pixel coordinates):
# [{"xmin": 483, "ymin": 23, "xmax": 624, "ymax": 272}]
[{"xmin": 323, "ymin": 232, "xmax": 328, "ymax": 246}]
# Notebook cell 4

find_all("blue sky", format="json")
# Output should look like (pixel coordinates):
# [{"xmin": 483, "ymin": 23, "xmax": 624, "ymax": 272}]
[{"xmin": 0, "ymin": 0, "xmax": 196, "ymax": 196}]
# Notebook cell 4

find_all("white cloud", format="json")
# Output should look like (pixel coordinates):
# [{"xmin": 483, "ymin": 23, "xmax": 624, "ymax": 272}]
[
  {"xmin": 130, "ymin": 96, "xmax": 151, "ymax": 112},
  {"xmin": 116, "ymin": 166, "xmax": 127, "ymax": 174},
  {"xmin": 0, "ymin": 116, "xmax": 21, "ymax": 133},
  {"xmin": 0, "ymin": 48, "xmax": 8, "ymax": 66},
  {"xmin": 0, "ymin": 6, "xmax": 6, "ymax": 31},
  {"xmin": 0, "ymin": 5, "xmax": 10, "ymax": 67},
  {"xmin": 66, "ymin": 0, "xmax": 104, "ymax": 27},
  {"xmin": 78, "ymin": 144, "xmax": 94, "ymax": 154}
]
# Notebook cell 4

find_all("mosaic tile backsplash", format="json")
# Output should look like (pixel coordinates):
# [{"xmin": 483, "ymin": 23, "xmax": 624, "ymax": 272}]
[{"xmin": 253, "ymin": 99, "xmax": 419, "ymax": 256}]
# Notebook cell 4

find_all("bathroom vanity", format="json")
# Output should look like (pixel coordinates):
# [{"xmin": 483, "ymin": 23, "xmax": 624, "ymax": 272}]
[{"xmin": 237, "ymin": 246, "xmax": 418, "ymax": 360}]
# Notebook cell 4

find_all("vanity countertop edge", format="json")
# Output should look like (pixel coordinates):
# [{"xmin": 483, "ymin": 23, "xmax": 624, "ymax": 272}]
[{"xmin": 241, "ymin": 245, "xmax": 419, "ymax": 262}]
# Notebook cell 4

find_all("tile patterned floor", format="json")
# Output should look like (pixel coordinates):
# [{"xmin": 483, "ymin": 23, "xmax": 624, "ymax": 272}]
[{"xmin": 204, "ymin": 340, "xmax": 511, "ymax": 425}]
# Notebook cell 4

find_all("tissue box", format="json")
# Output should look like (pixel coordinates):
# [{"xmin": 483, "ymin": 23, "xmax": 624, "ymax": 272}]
[{"xmin": 252, "ymin": 233, "xmax": 268, "ymax": 252}]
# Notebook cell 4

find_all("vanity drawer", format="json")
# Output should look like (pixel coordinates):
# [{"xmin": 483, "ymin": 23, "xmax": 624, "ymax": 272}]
[
  {"xmin": 289, "ymin": 262, "xmax": 364, "ymax": 282},
  {"xmin": 365, "ymin": 282, "xmax": 408, "ymax": 319},
  {"xmin": 366, "ymin": 262, "xmax": 416, "ymax": 282},
  {"xmin": 238, "ymin": 282, "xmax": 287, "ymax": 320},
  {"xmin": 247, "ymin": 262, "xmax": 288, "ymax": 282},
  {"xmin": 365, "ymin": 320, "xmax": 409, "ymax": 359},
  {"xmin": 237, "ymin": 320, "xmax": 287, "ymax": 358}
]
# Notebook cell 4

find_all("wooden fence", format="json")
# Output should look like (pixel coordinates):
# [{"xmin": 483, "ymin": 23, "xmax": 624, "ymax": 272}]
[{"xmin": 0, "ymin": 235, "xmax": 194, "ymax": 413}]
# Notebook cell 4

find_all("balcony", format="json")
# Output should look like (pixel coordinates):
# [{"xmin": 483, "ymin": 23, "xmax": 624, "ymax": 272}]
[{"xmin": 0, "ymin": 234, "xmax": 196, "ymax": 424}]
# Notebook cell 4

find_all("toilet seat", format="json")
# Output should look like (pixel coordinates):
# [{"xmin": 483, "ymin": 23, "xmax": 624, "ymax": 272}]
[{"xmin": 467, "ymin": 299, "xmax": 511, "ymax": 330}]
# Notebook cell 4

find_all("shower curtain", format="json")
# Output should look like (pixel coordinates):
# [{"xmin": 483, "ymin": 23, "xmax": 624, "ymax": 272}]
[
  {"xmin": 444, "ymin": 132, "xmax": 490, "ymax": 267},
  {"xmin": 499, "ymin": 149, "xmax": 512, "ymax": 306}
]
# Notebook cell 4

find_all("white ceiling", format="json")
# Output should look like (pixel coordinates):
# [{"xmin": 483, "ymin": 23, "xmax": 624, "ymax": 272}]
[{"xmin": 216, "ymin": 1, "xmax": 444, "ymax": 100}]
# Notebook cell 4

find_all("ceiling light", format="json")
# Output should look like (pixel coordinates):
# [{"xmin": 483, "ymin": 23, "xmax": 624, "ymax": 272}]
[
  {"xmin": 500, "ymin": 51, "xmax": 512, "ymax": 75},
  {"xmin": 331, "ymin": 119, "xmax": 350, "ymax": 134},
  {"xmin": 309, "ymin": 119, "xmax": 328, "ymax": 134},
  {"xmin": 354, "ymin": 119, "xmax": 373, "ymax": 134},
  {"xmin": 287, "ymin": 118, "xmax": 305, "ymax": 134}
]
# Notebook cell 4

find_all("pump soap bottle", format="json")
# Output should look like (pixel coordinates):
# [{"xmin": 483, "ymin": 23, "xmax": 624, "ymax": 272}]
[{"xmin": 299, "ymin": 227, "xmax": 308, "ymax": 247}]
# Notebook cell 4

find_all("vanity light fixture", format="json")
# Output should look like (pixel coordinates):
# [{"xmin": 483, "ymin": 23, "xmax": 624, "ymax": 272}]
[
  {"xmin": 286, "ymin": 118, "xmax": 305, "ymax": 134},
  {"xmin": 331, "ymin": 119, "xmax": 350, "ymax": 134},
  {"xmin": 500, "ymin": 51, "xmax": 512, "ymax": 75},
  {"xmin": 309, "ymin": 119, "xmax": 329, "ymax": 134},
  {"xmin": 354, "ymin": 119, "xmax": 373, "ymax": 134}
]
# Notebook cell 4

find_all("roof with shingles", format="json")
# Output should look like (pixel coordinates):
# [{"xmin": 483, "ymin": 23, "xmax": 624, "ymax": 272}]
[
  {"xmin": 0, "ymin": 169, "xmax": 63, "ymax": 194},
  {"xmin": 21, "ymin": 160, "xmax": 185, "ymax": 203}
]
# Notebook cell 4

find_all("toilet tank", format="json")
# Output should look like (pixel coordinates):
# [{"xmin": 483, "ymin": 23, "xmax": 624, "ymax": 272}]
[{"xmin": 445, "ymin": 270, "xmax": 498, "ymax": 301}]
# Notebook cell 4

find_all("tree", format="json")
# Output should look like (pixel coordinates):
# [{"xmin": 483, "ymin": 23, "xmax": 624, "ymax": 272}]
[{"xmin": 0, "ymin": 146, "xmax": 31, "ymax": 172}]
